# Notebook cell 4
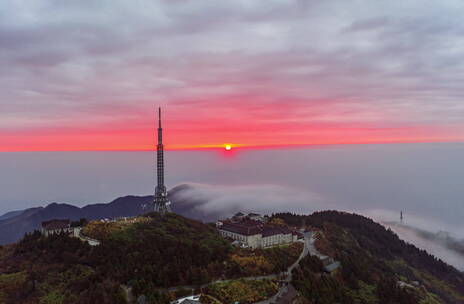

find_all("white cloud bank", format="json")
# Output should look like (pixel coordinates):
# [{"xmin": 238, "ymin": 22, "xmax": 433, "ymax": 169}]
[
  {"xmin": 363, "ymin": 209, "xmax": 464, "ymax": 271},
  {"xmin": 171, "ymin": 182, "xmax": 464, "ymax": 271},
  {"xmin": 170, "ymin": 183, "xmax": 326, "ymax": 220}
]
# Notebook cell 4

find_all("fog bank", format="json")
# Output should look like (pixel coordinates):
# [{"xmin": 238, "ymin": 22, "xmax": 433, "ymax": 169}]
[
  {"xmin": 170, "ymin": 182, "xmax": 464, "ymax": 271},
  {"xmin": 1, "ymin": 143, "xmax": 463, "ymax": 269}
]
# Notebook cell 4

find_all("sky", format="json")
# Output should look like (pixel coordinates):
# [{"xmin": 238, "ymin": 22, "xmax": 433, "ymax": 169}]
[{"xmin": 2, "ymin": 0, "xmax": 464, "ymax": 151}]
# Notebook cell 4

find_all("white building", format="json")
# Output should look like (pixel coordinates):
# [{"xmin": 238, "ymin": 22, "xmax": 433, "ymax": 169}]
[
  {"xmin": 170, "ymin": 295, "xmax": 201, "ymax": 304},
  {"xmin": 41, "ymin": 219, "xmax": 74, "ymax": 236},
  {"xmin": 247, "ymin": 212, "xmax": 267, "ymax": 222},
  {"xmin": 218, "ymin": 219, "xmax": 297, "ymax": 249}
]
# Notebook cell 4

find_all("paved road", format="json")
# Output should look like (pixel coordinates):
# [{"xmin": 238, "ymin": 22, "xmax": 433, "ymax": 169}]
[
  {"xmin": 75, "ymin": 227, "xmax": 101, "ymax": 246},
  {"xmin": 254, "ymin": 232, "xmax": 313, "ymax": 304},
  {"xmin": 168, "ymin": 240, "xmax": 312, "ymax": 293},
  {"xmin": 167, "ymin": 235, "xmax": 315, "ymax": 304},
  {"xmin": 306, "ymin": 231, "xmax": 328, "ymax": 259},
  {"xmin": 167, "ymin": 274, "xmax": 281, "ymax": 293}
]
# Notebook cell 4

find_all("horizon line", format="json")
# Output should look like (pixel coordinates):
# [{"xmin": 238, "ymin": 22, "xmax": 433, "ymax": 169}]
[{"xmin": 1, "ymin": 139, "xmax": 463, "ymax": 153}]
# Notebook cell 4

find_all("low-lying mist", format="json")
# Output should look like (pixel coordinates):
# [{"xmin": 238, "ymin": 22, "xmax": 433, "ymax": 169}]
[
  {"xmin": 170, "ymin": 183, "xmax": 326, "ymax": 221},
  {"xmin": 363, "ymin": 209, "xmax": 464, "ymax": 271},
  {"xmin": 170, "ymin": 182, "xmax": 464, "ymax": 271},
  {"xmin": 2, "ymin": 144, "xmax": 464, "ymax": 270},
  {"xmin": 385, "ymin": 222, "xmax": 464, "ymax": 271}
]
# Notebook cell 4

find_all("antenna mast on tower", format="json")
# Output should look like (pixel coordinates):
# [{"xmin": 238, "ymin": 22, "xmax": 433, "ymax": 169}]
[{"xmin": 153, "ymin": 107, "xmax": 171, "ymax": 215}]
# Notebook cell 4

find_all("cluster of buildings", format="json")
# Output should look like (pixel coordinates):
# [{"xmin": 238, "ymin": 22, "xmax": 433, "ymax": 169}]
[
  {"xmin": 40, "ymin": 219, "xmax": 76, "ymax": 237},
  {"xmin": 98, "ymin": 216, "xmax": 146, "ymax": 224},
  {"xmin": 40, "ymin": 219, "xmax": 100, "ymax": 246},
  {"xmin": 216, "ymin": 212, "xmax": 300, "ymax": 249}
]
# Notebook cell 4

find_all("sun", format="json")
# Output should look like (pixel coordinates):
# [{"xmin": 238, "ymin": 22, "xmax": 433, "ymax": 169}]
[{"xmin": 225, "ymin": 144, "xmax": 232, "ymax": 151}]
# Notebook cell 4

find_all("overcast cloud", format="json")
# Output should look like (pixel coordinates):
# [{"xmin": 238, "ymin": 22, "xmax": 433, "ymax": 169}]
[{"xmin": 1, "ymin": 1, "xmax": 464, "ymax": 150}]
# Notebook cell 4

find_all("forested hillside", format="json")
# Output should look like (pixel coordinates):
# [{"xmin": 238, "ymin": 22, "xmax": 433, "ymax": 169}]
[
  {"xmin": 0, "ymin": 213, "xmax": 301, "ymax": 304},
  {"xmin": 274, "ymin": 211, "xmax": 464, "ymax": 304},
  {"xmin": 2, "ymin": 211, "xmax": 462, "ymax": 303},
  {"xmin": 0, "ymin": 213, "xmax": 232, "ymax": 303},
  {"xmin": 0, "ymin": 196, "xmax": 152, "ymax": 245}
]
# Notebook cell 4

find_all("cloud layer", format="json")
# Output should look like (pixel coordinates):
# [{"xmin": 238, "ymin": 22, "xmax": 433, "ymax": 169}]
[
  {"xmin": 170, "ymin": 182, "xmax": 325, "ymax": 221},
  {"xmin": 170, "ymin": 182, "xmax": 464, "ymax": 270},
  {"xmin": 2, "ymin": 1, "xmax": 464, "ymax": 150}
]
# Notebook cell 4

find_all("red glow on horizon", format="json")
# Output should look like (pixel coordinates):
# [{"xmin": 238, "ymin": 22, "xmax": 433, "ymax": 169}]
[
  {"xmin": 2, "ymin": 139, "xmax": 464, "ymax": 153},
  {"xmin": 1, "ymin": 110, "xmax": 464, "ymax": 152}
]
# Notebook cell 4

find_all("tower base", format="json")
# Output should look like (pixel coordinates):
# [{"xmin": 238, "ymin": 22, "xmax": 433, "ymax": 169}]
[{"xmin": 154, "ymin": 197, "xmax": 171, "ymax": 215}]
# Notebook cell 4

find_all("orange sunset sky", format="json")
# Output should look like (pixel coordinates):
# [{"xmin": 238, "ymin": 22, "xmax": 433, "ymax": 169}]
[{"xmin": 2, "ymin": 1, "xmax": 464, "ymax": 151}]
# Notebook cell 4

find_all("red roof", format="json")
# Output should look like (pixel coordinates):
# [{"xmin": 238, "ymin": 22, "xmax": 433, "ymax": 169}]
[
  {"xmin": 220, "ymin": 220, "xmax": 291, "ymax": 237},
  {"xmin": 262, "ymin": 226, "xmax": 291, "ymax": 237},
  {"xmin": 221, "ymin": 222, "xmax": 262, "ymax": 235}
]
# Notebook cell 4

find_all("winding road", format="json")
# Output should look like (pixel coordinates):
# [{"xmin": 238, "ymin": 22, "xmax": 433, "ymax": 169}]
[
  {"xmin": 254, "ymin": 231, "xmax": 314, "ymax": 304},
  {"xmin": 162, "ymin": 232, "xmax": 317, "ymax": 304}
]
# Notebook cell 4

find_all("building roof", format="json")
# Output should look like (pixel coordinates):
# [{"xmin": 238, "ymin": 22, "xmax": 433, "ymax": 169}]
[
  {"xmin": 240, "ymin": 219, "xmax": 262, "ymax": 226},
  {"xmin": 234, "ymin": 212, "xmax": 245, "ymax": 217},
  {"xmin": 41, "ymin": 219, "xmax": 70, "ymax": 230},
  {"xmin": 262, "ymin": 225, "xmax": 291, "ymax": 237},
  {"xmin": 324, "ymin": 261, "xmax": 341, "ymax": 273},
  {"xmin": 180, "ymin": 300, "xmax": 201, "ymax": 304},
  {"xmin": 221, "ymin": 222, "xmax": 262, "ymax": 236},
  {"xmin": 248, "ymin": 212, "xmax": 261, "ymax": 217},
  {"xmin": 171, "ymin": 295, "xmax": 201, "ymax": 304},
  {"xmin": 220, "ymin": 220, "xmax": 292, "ymax": 237}
]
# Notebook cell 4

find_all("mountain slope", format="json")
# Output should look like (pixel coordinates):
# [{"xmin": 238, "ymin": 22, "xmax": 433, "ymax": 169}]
[
  {"xmin": 275, "ymin": 211, "xmax": 464, "ymax": 304},
  {"xmin": 0, "ymin": 196, "xmax": 152, "ymax": 245},
  {"xmin": 0, "ymin": 210, "xmax": 25, "ymax": 221},
  {"xmin": 0, "ymin": 213, "xmax": 232, "ymax": 304},
  {"xmin": 0, "ymin": 211, "xmax": 462, "ymax": 303},
  {"xmin": 0, "ymin": 183, "xmax": 222, "ymax": 245}
]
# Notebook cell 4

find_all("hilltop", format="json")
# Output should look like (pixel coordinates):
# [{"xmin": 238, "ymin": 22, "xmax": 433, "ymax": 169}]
[
  {"xmin": 0, "ymin": 213, "xmax": 301, "ymax": 304},
  {"xmin": 0, "ymin": 184, "xmax": 215, "ymax": 245},
  {"xmin": 0, "ymin": 211, "xmax": 463, "ymax": 303},
  {"xmin": 0, "ymin": 196, "xmax": 152, "ymax": 245}
]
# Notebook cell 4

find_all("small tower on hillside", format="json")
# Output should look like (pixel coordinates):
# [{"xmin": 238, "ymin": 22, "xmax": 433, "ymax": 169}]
[
  {"xmin": 153, "ymin": 107, "xmax": 171, "ymax": 215},
  {"xmin": 400, "ymin": 210, "xmax": 403, "ymax": 223}
]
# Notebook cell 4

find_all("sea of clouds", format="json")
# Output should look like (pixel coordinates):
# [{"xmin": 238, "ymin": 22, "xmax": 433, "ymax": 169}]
[
  {"xmin": 1, "ymin": 144, "xmax": 463, "ymax": 270},
  {"xmin": 171, "ymin": 182, "xmax": 464, "ymax": 271}
]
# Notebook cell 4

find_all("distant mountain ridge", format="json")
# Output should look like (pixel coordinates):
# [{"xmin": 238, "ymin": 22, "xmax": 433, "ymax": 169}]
[
  {"xmin": 0, "ymin": 195, "xmax": 153, "ymax": 245},
  {"xmin": 0, "ymin": 209, "xmax": 25, "ymax": 221},
  {"xmin": 0, "ymin": 184, "xmax": 214, "ymax": 245}
]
